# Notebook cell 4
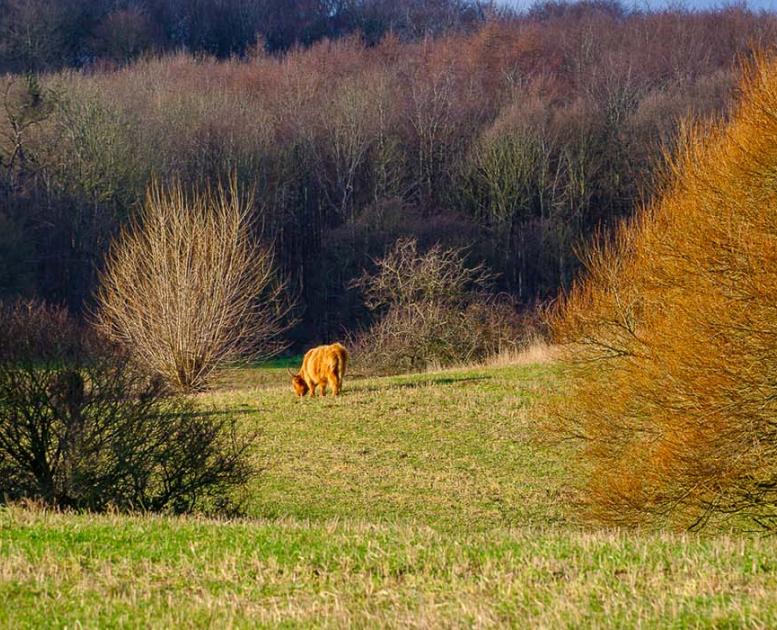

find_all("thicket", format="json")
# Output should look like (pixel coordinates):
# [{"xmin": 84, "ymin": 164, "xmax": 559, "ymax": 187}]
[
  {"xmin": 350, "ymin": 238, "xmax": 519, "ymax": 373},
  {"xmin": 0, "ymin": 300, "xmax": 254, "ymax": 512},
  {"xmin": 0, "ymin": 6, "xmax": 774, "ymax": 345},
  {"xmin": 547, "ymin": 55, "xmax": 777, "ymax": 531}
]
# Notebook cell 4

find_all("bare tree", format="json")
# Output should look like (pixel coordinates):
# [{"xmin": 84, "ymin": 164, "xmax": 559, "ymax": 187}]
[
  {"xmin": 545, "ymin": 56, "xmax": 777, "ymax": 531},
  {"xmin": 95, "ymin": 177, "xmax": 292, "ymax": 392}
]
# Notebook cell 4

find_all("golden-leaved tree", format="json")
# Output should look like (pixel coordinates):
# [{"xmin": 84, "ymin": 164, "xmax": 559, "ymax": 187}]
[{"xmin": 547, "ymin": 55, "xmax": 777, "ymax": 531}]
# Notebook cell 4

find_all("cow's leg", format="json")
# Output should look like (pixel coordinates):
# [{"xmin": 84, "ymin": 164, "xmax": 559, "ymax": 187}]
[
  {"xmin": 320, "ymin": 379, "xmax": 328, "ymax": 396},
  {"xmin": 306, "ymin": 379, "xmax": 316, "ymax": 397},
  {"xmin": 327, "ymin": 372, "xmax": 340, "ymax": 396}
]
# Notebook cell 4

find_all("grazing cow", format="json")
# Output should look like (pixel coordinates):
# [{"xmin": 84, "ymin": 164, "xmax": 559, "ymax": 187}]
[{"xmin": 289, "ymin": 342, "xmax": 348, "ymax": 398}]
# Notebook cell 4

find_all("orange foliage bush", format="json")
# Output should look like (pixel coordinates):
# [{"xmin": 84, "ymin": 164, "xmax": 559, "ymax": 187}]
[{"xmin": 548, "ymin": 54, "xmax": 777, "ymax": 531}]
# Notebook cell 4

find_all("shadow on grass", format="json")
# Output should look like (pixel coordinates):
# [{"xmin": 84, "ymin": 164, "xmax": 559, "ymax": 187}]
[
  {"xmin": 179, "ymin": 406, "xmax": 258, "ymax": 418},
  {"xmin": 212, "ymin": 369, "xmax": 495, "ymax": 398},
  {"xmin": 352, "ymin": 374, "xmax": 492, "ymax": 394}
]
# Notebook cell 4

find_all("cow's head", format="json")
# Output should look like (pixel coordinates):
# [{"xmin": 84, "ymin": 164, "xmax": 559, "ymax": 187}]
[{"xmin": 289, "ymin": 370, "xmax": 308, "ymax": 397}]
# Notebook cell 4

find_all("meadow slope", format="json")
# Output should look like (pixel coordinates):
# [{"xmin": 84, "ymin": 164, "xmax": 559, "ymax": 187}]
[{"xmin": 2, "ymin": 362, "xmax": 777, "ymax": 627}]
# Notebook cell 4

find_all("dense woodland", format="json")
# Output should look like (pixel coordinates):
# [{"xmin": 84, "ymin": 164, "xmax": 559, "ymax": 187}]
[
  {"xmin": 0, "ymin": 0, "xmax": 491, "ymax": 69},
  {"xmin": 1, "ymin": 1, "xmax": 776, "ymax": 344}
]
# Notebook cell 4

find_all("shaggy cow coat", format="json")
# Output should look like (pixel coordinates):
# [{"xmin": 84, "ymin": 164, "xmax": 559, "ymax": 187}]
[{"xmin": 290, "ymin": 342, "xmax": 348, "ymax": 397}]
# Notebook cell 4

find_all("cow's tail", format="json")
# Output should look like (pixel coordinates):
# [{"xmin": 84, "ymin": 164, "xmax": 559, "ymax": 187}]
[{"xmin": 335, "ymin": 342, "xmax": 348, "ymax": 383}]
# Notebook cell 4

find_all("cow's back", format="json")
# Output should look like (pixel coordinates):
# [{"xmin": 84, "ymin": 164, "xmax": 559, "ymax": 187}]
[{"xmin": 301, "ymin": 343, "xmax": 347, "ymax": 382}]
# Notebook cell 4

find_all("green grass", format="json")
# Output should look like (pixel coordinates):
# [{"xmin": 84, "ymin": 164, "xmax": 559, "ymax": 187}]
[
  {"xmin": 2, "ymin": 361, "xmax": 776, "ymax": 627},
  {"xmin": 217, "ymin": 364, "xmax": 566, "ymax": 530}
]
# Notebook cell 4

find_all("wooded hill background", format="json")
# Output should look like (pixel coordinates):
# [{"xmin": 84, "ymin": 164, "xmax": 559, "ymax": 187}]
[{"xmin": 1, "ymin": 0, "xmax": 775, "ymax": 344}]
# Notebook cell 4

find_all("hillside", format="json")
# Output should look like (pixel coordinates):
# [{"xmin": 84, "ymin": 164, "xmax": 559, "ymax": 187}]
[{"xmin": 2, "ymin": 361, "xmax": 777, "ymax": 627}]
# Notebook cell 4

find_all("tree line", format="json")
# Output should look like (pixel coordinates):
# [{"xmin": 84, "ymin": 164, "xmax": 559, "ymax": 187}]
[
  {"xmin": 1, "ymin": 4, "xmax": 775, "ymax": 345},
  {"xmin": 0, "ymin": 0, "xmax": 489, "ymax": 71}
]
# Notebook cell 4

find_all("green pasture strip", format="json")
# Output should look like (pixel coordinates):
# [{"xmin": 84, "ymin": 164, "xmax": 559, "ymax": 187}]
[{"xmin": 1, "ymin": 508, "xmax": 775, "ymax": 628}]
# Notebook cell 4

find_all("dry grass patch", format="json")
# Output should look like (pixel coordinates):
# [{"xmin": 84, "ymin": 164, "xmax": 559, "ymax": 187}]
[{"xmin": 483, "ymin": 338, "xmax": 558, "ymax": 368}]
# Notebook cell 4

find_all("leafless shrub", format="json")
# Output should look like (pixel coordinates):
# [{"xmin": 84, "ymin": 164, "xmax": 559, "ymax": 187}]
[
  {"xmin": 95, "ymin": 177, "xmax": 293, "ymax": 392},
  {"xmin": 350, "ymin": 238, "xmax": 521, "ymax": 374},
  {"xmin": 351, "ymin": 237, "xmax": 494, "ymax": 311},
  {"xmin": 0, "ymin": 299, "xmax": 254, "ymax": 513}
]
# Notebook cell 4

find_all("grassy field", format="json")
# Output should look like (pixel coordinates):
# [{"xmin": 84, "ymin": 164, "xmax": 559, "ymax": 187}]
[{"xmin": 2, "ymin": 360, "xmax": 777, "ymax": 627}]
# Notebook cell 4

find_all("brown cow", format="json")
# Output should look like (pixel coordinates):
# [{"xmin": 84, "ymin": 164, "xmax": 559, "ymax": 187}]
[{"xmin": 289, "ymin": 342, "xmax": 348, "ymax": 398}]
